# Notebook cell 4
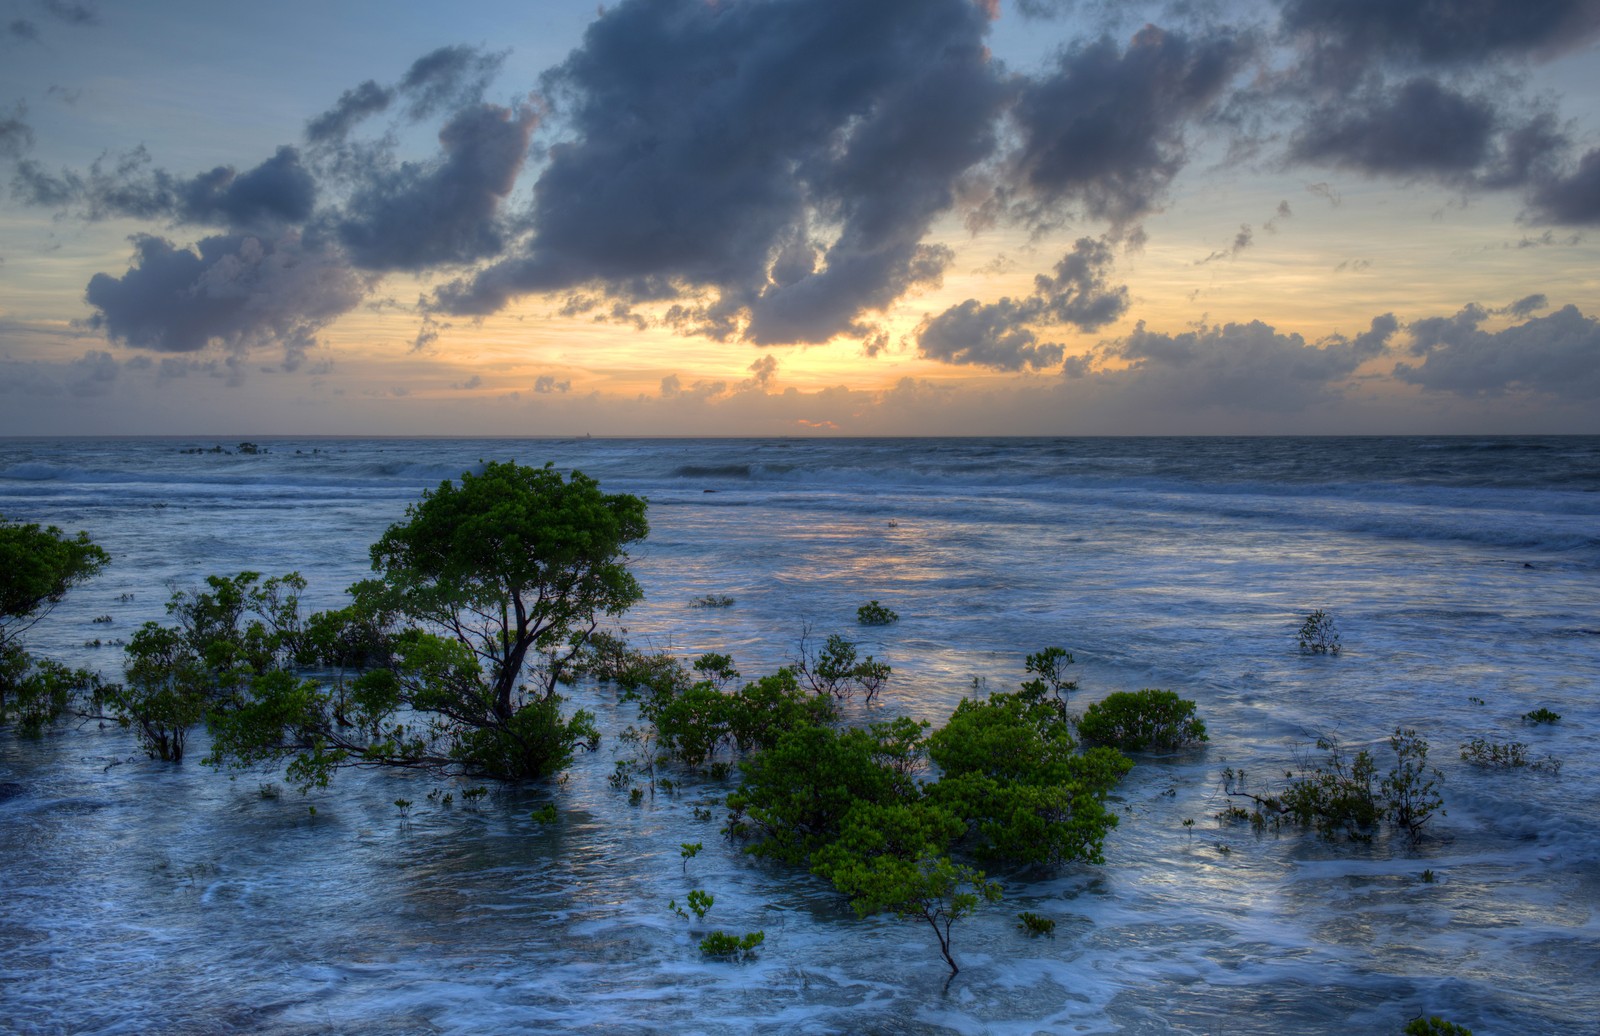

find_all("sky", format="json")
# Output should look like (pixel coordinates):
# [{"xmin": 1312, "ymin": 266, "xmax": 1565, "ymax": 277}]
[{"xmin": 1, "ymin": 0, "xmax": 1598, "ymax": 436}]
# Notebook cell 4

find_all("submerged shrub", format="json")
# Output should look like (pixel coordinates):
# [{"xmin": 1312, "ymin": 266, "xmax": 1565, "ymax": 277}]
[
  {"xmin": 1404, "ymin": 1017, "xmax": 1473, "ymax": 1036},
  {"xmin": 1016, "ymin": 911, "xmax": 1055, "ymax": 937},
  {"xmin": 698, "ymin": 929, "xmax": 763, "ymax": 960},
  {"xmin": 690, "ymin": 594, "xmax": 735, "ymax": 608},
  {"xmin": 795, "ymin": 630, "xmax": 892, "ymax": 703},
  {"xmin": 857, "ymin": 601, "xmax": 899, "ymax": 626},
  {"xmin": 1521, "ymin": 707, "xmax": 1560, "ymax": 724},
  {"xmin": 1297, "ymin": 609, "xmax": 1341, "ymax": 655},
  {"xmin": 1460, "ymin": 737, "xmax": 1561, "ymax": 773},
  {"xmin": 1076, "ymin": 689, "xmax": 1207, "ymax": 751},
  {"xmin": 1222, "ymin": 729, "xmax": 1443, "ymax": 844},
  {"xmin": 728, "ymin": 648, "xmax": 1129, "ymax": 974}
]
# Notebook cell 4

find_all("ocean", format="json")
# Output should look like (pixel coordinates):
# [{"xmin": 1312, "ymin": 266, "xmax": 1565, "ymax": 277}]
[{"xmin": 1, "ymin": 436, "xmax": 1597, "ymax": 1034}]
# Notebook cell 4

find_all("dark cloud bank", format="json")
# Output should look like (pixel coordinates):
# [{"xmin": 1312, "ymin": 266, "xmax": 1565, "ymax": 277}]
[{"xmin": 4, "ymin": 0, "xmax": 1598, "ymax": 404}]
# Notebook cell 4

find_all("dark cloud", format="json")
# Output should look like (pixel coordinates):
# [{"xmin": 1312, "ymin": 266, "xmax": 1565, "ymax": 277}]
[
  {"xmin": 1101, "ymin": 313, "xmax": 1395, "ymax": 411},
  {"xmin": 7, "ymin": 19, "xmax": 40, "ymax": 41},
  {"xmin": 747, "ymin": 354, "xmax": 778, "ymax": 387},
  {"xmin": 12, "ymin": 145, "xmax": 316, "ymax": 229},
  {"xmin": 435, "ymin": 0, "xmax": 1007, "ymax": 347},
  {"xmin": 1275, "ymin": 0, "xmax": 1600, "ymax": 70},
  {"xmin": 918, "ymin": 237, "xmax": 1128, "ymax": 370},
  {"xmin": 305, "ymin": 80, "xmax": 395, "ymax": 145},
  {"xmin": 305, "ymin": 45, "xmax": 504, "ymax": 149},
  {"xmin": 1397, "ymin": 303, "xmax": 1600, "ymax": 399},
  {"xmin": 0, "ymin": 109, "xmax": 33, "ymax": 158},
  {"xmin": 1291, "ymin": 78, "xmax": 1494, "ymax": 179},
  {"xmin": 1498, "ymin": 294, "xmax": 1547, "ymax": 318},
  {"xmin": 39, "ymin": 0, "xmax": 97, "ymax": 27},
  {"xmin": 84, "ymin": 233, "xmax": 367, "ymax": 367},
  {"xmin": 1199, "ymin": 223, "xmax": 1254, "ymax": 264},
  {"xmin": 918, "ymin": 297, "xmax": 1065, "ymax": 372},
  {"xmin": 399, "ymin": 45, "xmax": 507, "ymax": 120},
  {"xmin": 533, "ymin": 374, "xmax": 571, "ymax": 394},
  {"xmin": 1528, "ymin": 148, "xmax": 1600, "ymax": 225},
  {"xmin": 178, "ymin": 146, "xmax": 317, "ymax": 226},
  {"xmin": 66, "ymin": 349, "xmax": 117, "ymax": 396},
  {"xmin": 1031, "ymin": 237, "xmax": 1130, "ymax": 328},
  {"xmin": 1009, "ymin": 25, "xmax": 1253, "ymax": 225},
  {"xmin": 334, "ymin": 102, "xmax": 537, "ymax": 271}
]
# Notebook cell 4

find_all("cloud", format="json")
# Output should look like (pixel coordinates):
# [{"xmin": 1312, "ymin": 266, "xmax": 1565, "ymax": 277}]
[
  {"xmin": 1199, "ymin": 223, "xmax": 1254, "ymax": 264},
  {"xmin": 747, "ymin": 354, "xmax": 778, "ymax": 387},
  {"xmin": 66, "ymin": 349, "xmax": 117, "ymax": 396},
  {"xmin": 1008, "ymin": 24, "xmax": 1253, "ymax": 225},
  {"xmin": 398, "ymin": 45, "xmax": 506, "ymax": 120},
  {"xmin": 305, "ymin": 80, "xmax": 395, "ymax": 145},
  {"xmin": 7, "ymin": 19, "xmax": 39, "ymax": 42},
  {"xmin": 918, "ymin": 297, "xmax": 1065, "ymax": 372},
  {"xmin": 39, "ymin": 1, "xmax": 98, "ymax": 27},
  {"xmin": 84, "ymin": 232, "xmax": 367, "ymax": 367},
  {"xmin": 1290, "ymin": 78, "xmax": 1495, "ymax": 180},
  {"xmin": 0, "ymin": 108, "xmax": 33, "ymax": 158},
  {"xmin": 12, "ymin": 144, "xmax": 316, "ymax": 229},
  {"xmin": 1397, "ymin": 303, "xmax": 1600, "ymax": 399},
  {"xmin": 305, "ymin": 45, "xmax": 505, "ymax": 149},
  {"xmin": 0, "ymin": 348, "xmax": 116, "ymax": 398},
  {"xmin": 1527, "ymin": 147, "xmax": 1600, "ymax": 225},
  {"xmin": 1274, "ymin": 0, "xmax": 1600, "ymax": 71},
  {"xmin": 334, "ymin": 102, "xmax": 537, "ymax": 271},
  {"xmin": 1497, "ymin": 294, "xmax": 1547, "ymax": 318},
  {"xmin": 533, "ymin": 374, "xmax": 571, "ymax": 394},
  {"xmin": 178, "ymin": 146, "xmax": 317, "ymax": 226},
  {"xmin": 434, "ymin": 0, "xmax": 1007, "ymax": 348},
  {"xmin": 917, "ymin": 237, "xmax": 1129, "ymax": 370},
  {"xmin": 1100, "ymin": 313, "xmax": 1396, "ymax": 411}
]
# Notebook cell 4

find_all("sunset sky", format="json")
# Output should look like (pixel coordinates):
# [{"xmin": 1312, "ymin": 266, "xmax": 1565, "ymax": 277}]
[{"xmin": 1, "ymin": 0, "xmax": 1597, "ymax": 435}]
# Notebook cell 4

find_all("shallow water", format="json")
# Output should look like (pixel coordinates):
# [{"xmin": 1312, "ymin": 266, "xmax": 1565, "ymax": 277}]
[{"xmin": 2, "ymin": 436, "xmax": 1597, "ymax": 1034}]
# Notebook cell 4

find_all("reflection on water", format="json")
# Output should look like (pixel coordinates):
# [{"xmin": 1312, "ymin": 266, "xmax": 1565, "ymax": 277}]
[{"xmin": 2, "ymin": 437, "xmax": 1598, "ymax": 1033}]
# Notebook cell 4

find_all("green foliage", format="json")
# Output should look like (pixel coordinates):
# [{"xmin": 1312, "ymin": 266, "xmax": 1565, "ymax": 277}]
[
  {"xmin": 1381, "ymin": 728, "xmax": 1445, "ymax": 842},
  {"xmin": 0, "ymin": 515, "xmax": 109, "ymax": 647},
  {"xmin": 795, "ymin": 630, "xmax": 892, "ymax": 703},
  {"xmin": 927, "ymin": 687, "xmax": 1078, "ymax": 786},
  {"xmin": 1297, "ymin": 610, "xmax": 1341, "ymax": 655},
  {"xmin": 814, "ymin": 845, "xmax": 1000, "ymax": 975},
  {"xmin": 370, "ymin": 461, "xmax": 647, "ymax": 709},
  {"xmin": 1222, "ymin": 730, "xmax": 1445, "ymax": 843},
  {"xmin": 1460, "ymin": 737, "xmax": 1561, "ymax": 773},
  {"xmin": 698, "ymin": 930, "xmax": 763, "ymax": 960},
  {"xmin": 1020, "ymin": 646, "xmax": 1076, "ymax": 705},
  {"xmin": 1521, "ymin": 707, "xmax": 1561, "ymax": 724},
  {"xmin": 0, "ymin": 516, "xmax": 110, "ymax": 733},
  {"xmin": 692, "ymin": 653, "xmax": 739, "ymax": 688},
  {"xmin": 669, "ymin": 889, "xmax": 714, "ymax": 922},
  {"xmin": 690, "ymin": 594, "xmax": 735, "ymax": 608},
  {"xmin": 1016, "ymin": 911, "xmax": 1055, "ymax": 937},
  {"xmin": 728, "ymin": 650, "xmax": 1130, "ymax": 973},
  {"xmin": 109, "ymin": 623, "xmax": 210, "ymax": 761},
  {"xmin": 1404, "ymin": 1016, "xmax": 1473, "ymax": 1035},
  {"xmin": 856, "ymin": 600, "xmax": 899, "ymax": 626},
  {"xmin": 680, "ymin": 842, "xmax": 702, "ymax": 868},
  {"xmin": 1076, "ymin": 689, "xmax": 1208, "ymax": 751},
  {"xmin": 615, "ymin": 650, "xmax": 833, "ymax": 769},
  {"xmin": 203, "ymin": 462, "xmax": 645, "ymax": 787},
  {"xmin": 0, "ymin": 646, "xmax": 107, "ymax": 738},
  {"xmin": 530, "ymin": 803, "xmax": 558, "ymax": 824},
  {"xmin": 729, "ymin": 723, "xmax": 918, "ymax": 865}
]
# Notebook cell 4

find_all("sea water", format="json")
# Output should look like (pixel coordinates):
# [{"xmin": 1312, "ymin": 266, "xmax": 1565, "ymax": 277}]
[{"xmin": 1, "ymin": 436, "xmax": 1596, "ymax": 1034}]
